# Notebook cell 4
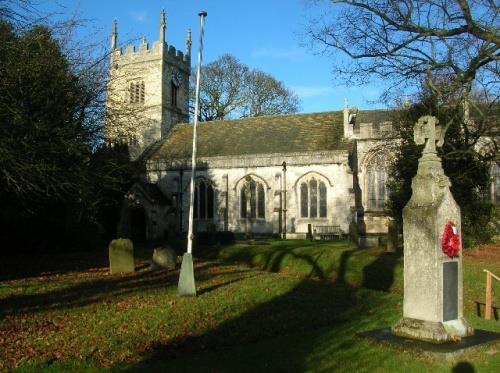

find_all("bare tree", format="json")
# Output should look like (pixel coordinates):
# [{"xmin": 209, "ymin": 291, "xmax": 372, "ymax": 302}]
[
  {"xmin": 306, "ymin": 0, "xmax": 499, "ymax": 104},
  {"xmin": 0, "ymin": 0, "xmax": 35, "ymax": 23},
  {"xmin": 242, "ymin": 70, "xmax": 300, "ymax": 118},
  {"xmin": 197, "ymin": 54, "xmax": 249, "ymax": 121},
  {"xmin": 194, "ymin": 54, "xmax": 300, "ymax": 121}
]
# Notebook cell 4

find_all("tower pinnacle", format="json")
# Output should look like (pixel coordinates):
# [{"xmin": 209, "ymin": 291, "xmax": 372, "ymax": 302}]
[
  {"xmin": 186, "ymin": 28, "xmax": 192, "ymax": 57},
  {"xmin": 111, "ymin": 19, "xmax": 118, "ymax": 49},
  {"xmin": 160, "ymin": 9, "xmax": 166, "ymax": 42}
]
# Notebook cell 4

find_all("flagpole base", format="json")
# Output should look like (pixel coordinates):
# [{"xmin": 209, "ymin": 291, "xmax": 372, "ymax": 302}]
[{"xmin": 178, "ymin": 253, "xmax": 196, "ymax": 296}]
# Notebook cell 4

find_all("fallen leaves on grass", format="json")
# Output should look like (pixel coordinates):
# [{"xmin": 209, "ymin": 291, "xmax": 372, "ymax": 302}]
[{"xmin": 465, "ymin": 244, "xmax": 500, "ymax": 265}]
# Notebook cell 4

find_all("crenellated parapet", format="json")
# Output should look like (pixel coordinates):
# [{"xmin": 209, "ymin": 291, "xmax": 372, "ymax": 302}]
[
  {"xmin": 110, "ymin": 9, "xmax": 191, "ymax": 69},
  {"xmin": 342, "ymin": 100, "xmax": 395, "ymax": 140},
  {"xmin": 354, "ymin": 120, "xmax": 394, "ymax": 138},
  {"xmin": 112, "ymin": 39, "xmax": 190, "ymax": 69}
]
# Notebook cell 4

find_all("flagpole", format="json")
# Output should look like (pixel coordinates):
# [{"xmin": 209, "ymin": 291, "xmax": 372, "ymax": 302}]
[{"xmin": 178, "ymin": 10, "xmax": 207, "ymax": 297}]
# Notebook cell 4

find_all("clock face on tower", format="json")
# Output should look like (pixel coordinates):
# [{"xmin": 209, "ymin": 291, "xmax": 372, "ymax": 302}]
[{"xmin": 172, "ymin": 69, "xmax": 181, "ymax": 87}]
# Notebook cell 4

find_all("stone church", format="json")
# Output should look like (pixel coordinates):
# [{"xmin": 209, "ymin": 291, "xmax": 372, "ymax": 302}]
[{"xmin": 105, "ymin": 12, "xmax": 499, "ymax": 244}]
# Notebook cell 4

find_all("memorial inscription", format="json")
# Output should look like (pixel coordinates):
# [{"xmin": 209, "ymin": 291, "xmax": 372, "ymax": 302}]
[{"xmin": 443, "ymin": 262, "xmax": 458, "ymax": 321}]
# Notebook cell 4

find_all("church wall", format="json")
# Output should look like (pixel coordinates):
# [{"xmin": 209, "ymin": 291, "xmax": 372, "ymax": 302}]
[{"xmin": 147, "ymin": 151, "xmax": 355, "ymax": 236}]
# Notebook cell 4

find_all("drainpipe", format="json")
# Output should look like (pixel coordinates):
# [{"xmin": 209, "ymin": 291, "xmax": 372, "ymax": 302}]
[
  {"xmin": 277, "ymin": 173, "xmax": 282, "ymax": 236},
  {"xmin": 223, "ymin": 174, "xmax": 228, "ymax": 231},
  {"xmin": 179, "ymin": 169, "xmax": 183, "ymax": 233},
  {"xmin": 282, "ymin": 161, "xmax": 287, "ymax": 239}
]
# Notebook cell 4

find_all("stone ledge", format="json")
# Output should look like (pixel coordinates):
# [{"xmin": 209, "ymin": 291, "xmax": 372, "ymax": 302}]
[
  {"xmin": 147, "ymin": 150, "xmax": 349, "ymax": 171},
  {"xmin": 392, "ymin": 317, "xmax": 474, "ymax": 344},
  {"xmin": 359, "ymin": 327, "xmax": 499, "ymax": 355}
]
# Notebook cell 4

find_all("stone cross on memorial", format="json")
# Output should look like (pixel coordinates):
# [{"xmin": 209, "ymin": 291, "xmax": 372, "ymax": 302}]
[{"xmin": 392, "ymin": 115, "xmax": 474, "ymax": 343}]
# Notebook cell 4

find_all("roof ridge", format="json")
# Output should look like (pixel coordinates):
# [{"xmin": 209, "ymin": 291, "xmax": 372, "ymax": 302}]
[{"xmin": 174, "ymin": 110, "xmax": 345, "ymax": 127}]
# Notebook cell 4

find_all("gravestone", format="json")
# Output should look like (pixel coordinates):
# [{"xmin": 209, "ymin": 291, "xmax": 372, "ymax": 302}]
[
  {"xmin": 151, "ymin": 246, "xmax": 177, "ymax": 270},
  {"xmin": 108, "ymin": 238, "xmax": 135, "ymax": 274},
  {"xmin": 392, "ymin": 116, "xmax": 474, "ymax": 343},
  {"xmin": 386, "ymin": 220, "xmax": 398, "ymax": 253}
]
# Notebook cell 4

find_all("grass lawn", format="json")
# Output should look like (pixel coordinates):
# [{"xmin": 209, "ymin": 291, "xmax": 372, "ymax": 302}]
[{"xmin": 0, "ymin": 240, "xmax": 499, "ymax": 372}]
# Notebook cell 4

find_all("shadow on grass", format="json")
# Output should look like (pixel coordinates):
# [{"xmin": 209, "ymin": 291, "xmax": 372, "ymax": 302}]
[
  {"xmin": 0, "ymin": 242, "xmax": 169, "ymax": 282},
  {"xmin": 362, "ymin": 250, "xmax": 403, "ymax": 291},
  {"xmin": 0, "ymin": 262, "xmax": 251, "ymax": 319},
  {"xmin": 2, "ymin": 239, "xmax": 415, "ymax": 371},
  {"xmin": 117, "ymin": 245, "xmax": 406, "ymax": 372},
  {"xmin": 211, "ymin": 240, "xmax": 354, "ymax": 281},
  {"xmin": 119, "ymin": 278, "xmax": 367, "ymax": 372},
  {"xmin": 452, "ymin": 361, "xmax": 475, "ymax": 372}
]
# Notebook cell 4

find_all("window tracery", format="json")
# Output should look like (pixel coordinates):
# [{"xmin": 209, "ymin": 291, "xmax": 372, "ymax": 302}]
[
  {"xmin": 194, "ymin": 179, "xmax": 214, "ymax": 219},
  {"xmin": 299, "ymin": 176, "xmax": 327, "ymax": 218},
  {"xmin": 240, "ymin": 178, "xmax": 265, "ymax": 219},
  {"xmin": 365, "ymin": 152, "xmax": 389, "ymax": 209}
]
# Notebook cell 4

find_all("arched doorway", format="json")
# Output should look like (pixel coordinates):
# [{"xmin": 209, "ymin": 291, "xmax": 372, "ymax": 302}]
[{"xmin": 130, "ymin": 208, "xmax": 146, "ymax": 242}]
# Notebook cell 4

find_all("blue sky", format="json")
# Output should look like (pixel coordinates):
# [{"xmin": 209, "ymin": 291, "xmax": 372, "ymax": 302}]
[{"xmin": 38, "ymin": 0, "xmax": 386, "ymax": 113}]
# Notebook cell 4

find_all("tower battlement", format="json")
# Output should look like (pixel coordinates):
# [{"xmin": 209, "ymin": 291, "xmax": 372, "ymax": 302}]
[
  {"xmin": 113, "ymin": 40, "xmax": 190, "ymax": 67},
  {"xmin": 342, "ymin": 101, "xmax": 395, "ymax": 140}
]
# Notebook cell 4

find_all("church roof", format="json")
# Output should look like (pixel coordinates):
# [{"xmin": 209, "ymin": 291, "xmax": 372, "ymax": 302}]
[
  {"xmin": 356, "ymin": 109, "xmax": 394, "ymax": 124},
  {"xmin": 150, "ymin": 111, "xmax": 353, "ymax": 160}
]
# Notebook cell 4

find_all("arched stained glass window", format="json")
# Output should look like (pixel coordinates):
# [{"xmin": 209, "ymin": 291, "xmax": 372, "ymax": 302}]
[
  {"xmin": 240, "ymin": 178, "xmax": 266, "ymax": 219},
  {"xmin": 300, "ymin": 177, "xmax": 327, "ymax": 218},
  {"xmin": 366, "ymin": 153, "xmax": 389, "ymax": 209},
  {"xmin": 194, "ymin": 179, "xmax": 214, "ymax": 220}
]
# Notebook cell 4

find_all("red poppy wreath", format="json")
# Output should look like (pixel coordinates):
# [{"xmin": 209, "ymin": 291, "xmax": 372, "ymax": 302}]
[{"xmin": 441, "ymin": 221, "xmax": 460, "ymax": 257}]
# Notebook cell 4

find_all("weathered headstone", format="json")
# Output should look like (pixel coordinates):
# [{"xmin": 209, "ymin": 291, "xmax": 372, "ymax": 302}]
[
  {"xmin": 108, "ymin": 238, "xmax": 135, "ymax": 274},
  {"xmin": 392, "ymin": 116, "xmax": 474, "ymax": 343},
  {"xmin": 151, "ymin": 246, "xmax": 177, "ymax": 270},
  {"xmin": 386, "ymin": 220, "xmax": 398, "ymax": 253}
]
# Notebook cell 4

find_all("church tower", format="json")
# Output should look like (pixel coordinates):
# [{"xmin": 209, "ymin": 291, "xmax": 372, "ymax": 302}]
[{"xmin": 105, "ymin": 10, "xmax": 191, "ymax": 158}]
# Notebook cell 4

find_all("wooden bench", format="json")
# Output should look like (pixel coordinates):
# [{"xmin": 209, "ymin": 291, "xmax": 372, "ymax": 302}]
[{"xmin": 313, "ymin": 225, "xmax": 343, "ymax": 240}]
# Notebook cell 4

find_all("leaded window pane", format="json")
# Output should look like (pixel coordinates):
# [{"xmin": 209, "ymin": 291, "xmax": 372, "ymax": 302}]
[
  {"xmin": 319, "ymin": 182, "xmax": 327, "ymax": 218},
  {"xmin": 241, "ymin": 188, "xmax": 247, "ymax": 218},
  {"xmin": 377, "ymin": 169, "xmax": 386, "ymax": 208},
  {"xmin": 310, "ymin": 179, "xmax": 317, "ymax": 218},
  {"xmin": 207, "ymin": 184, "xmax": 214, "ymax": 219},
  {"xmin": 199, "ymin": 182, "xmax": 206, "ymax": 219},
  {"xmin": 250, "ymin": 181, "xmax": 256, "ymax": 219},
  {"xmin": 367, "ymin": 168, "xmax": 376, "ymax": 209},
  {"xmin": 194, "ymin": 185, "xmax": 198, "ymax": 219},
  {"xmin": 258, "ymin": 184, "xmax": 265, "ymax": 218},
  {"xmin": 300, "ymin": 183, "xmax": 308, "ymax": 217}
]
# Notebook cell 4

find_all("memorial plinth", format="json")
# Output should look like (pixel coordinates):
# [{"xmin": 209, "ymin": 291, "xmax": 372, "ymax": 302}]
[{"xmin": 392, "ymin": 116, "xmax": 474, "ymax": 343}]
